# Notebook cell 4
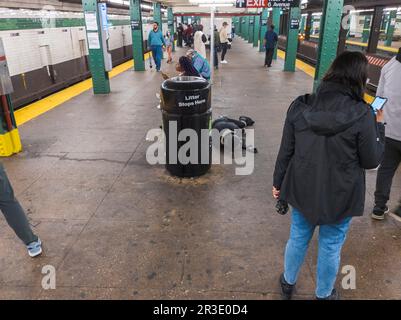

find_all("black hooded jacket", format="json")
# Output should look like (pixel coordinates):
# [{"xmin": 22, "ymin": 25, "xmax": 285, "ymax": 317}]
[{"xmin": 273, "ymin": 82, "xmax": 386, "ymax": 225}]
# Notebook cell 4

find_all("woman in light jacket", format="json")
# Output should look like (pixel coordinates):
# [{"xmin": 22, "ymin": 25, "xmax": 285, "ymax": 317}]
[{"xmin": 193, "ymin": 25, "xmax": 207, "ymax": 59}]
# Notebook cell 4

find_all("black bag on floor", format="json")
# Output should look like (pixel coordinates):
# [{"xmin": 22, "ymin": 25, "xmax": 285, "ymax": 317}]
[{"xmin": 212, "ymin": 116, "xmax": 257, "ymax": 153}]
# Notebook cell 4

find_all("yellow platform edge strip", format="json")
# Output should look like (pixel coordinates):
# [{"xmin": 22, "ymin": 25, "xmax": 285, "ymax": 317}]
[
  {"xmin": 15, "ymin": 52, "xmax": 151, "ymax": 126},
  {"xmin": 277, "ymin": 49, "xmax": 374, "ymax": 103}
]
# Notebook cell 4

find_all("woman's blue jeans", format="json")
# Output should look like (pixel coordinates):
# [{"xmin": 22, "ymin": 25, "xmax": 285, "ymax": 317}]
[{"xmin": 284, "ymin": 208, "xmax": 352, "ymax": 298}]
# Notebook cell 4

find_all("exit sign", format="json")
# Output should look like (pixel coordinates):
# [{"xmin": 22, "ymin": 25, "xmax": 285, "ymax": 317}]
[
  {"xmin": 236, "ymin": 0, "xmax": 267, "ymax": 8},
  {"xmin": 236, "ymin": 0, "xmax": 300, "ymax": 8}
]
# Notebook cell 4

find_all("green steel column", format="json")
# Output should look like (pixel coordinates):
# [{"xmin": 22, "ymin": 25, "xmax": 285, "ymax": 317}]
[
  {"xmin": 248, "ymin": 16, "xmax": 254, "ymax": 43},
  {"xmin": 284, "ymin": 6, "xmax": 301, "ymax": 72},
  {"xmin": 82, "ymin": 0, "xmax": 110, "ymax": 94},
  {"xmin": 240, "ymin": 17, "xmax": 244, "ymax": 37},
  {"xmin": 130, "ymin": 0, "xmax": 145, "ymax": 71},
  {"xmin": 272, "ymin": 8, "xmax": 280, "ymax": 60},
  {"xmin": 313, "ymin": 0, "xmax": 344, "ymax": 90},
  {"xmin": 259, "ymin": 9, "xmax": 268, "ymax": 52},
  {"xmin": 168, "ymin": 7, "xmax": 175, "ymax": 52},
  {"xmin": 243, "ymin": 16, "xmax": 249, "ymax": 41},
  {"xmin": 153, "ymin": 3, "xmax": 162, "ymax": 32},
  {"xmin": 253, "ymin": 14, "xmax": 260, "ymax": 47},
  {"xmin": 300, "ymin": 14, "xmax": 306, "ymax": 34},
  {"xmin": 385, "ymin": 10, "xmax": 397, "ymax": 47},
  {"xmin": 362, "ymin": 15, "xmax": 371, "ymax": 43},
  {"xmin": 235, "ymin": 17, "xmax": 239, "ymax": 36}
]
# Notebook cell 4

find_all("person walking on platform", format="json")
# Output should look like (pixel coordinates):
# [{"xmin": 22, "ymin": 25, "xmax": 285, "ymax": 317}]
[
  {"xmin": 0, "ymin": 164, "xmax": 42, "ymax": 257},
  {"xmin": 148, "ymin": 22, "xmax": 165, "ymax": 72},
  {"xmin": 219, "ymin": 22, "xmax": 230, "ymax": 64},
  {"xmin": 193, "ymin": 24, "xmax": 207, "ymax": 59},
  {"xmin": 273, "ymin": 51, "xmax": 385, "ymax": 300},
  {"xmin": 213, "ymin": 25, "xmax": 221, "ymax": 69},
  {"xmin": 164, "ymin": 30, "xmax": 174, "ymax": 64},
  {"xmin": 263, "ymin": 25, "xmax": 278, "ymax": 68},
  {"xmin": 177, "ymin": 23, "xmax": 184, "ymax": 47},
  {"xmin": 372, "ymin": 48, "xmax": 401, "ymax": 222},
  {"xmin": 184, "ymin": 24, "xmax": 193, "ymax": 47}
]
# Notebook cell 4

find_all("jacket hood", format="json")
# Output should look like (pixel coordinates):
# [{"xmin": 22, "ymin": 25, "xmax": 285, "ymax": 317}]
[{"xmin": 300, "ymin": 82, "xmax": 370, "ymax": 136}]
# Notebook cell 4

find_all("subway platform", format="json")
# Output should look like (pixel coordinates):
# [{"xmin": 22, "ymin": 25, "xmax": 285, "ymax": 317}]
[{"xmin": 0, "ymin": 38, "xmax": 400, "ymax": 300}]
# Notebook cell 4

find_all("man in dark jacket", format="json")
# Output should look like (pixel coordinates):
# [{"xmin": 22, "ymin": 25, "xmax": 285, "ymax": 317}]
[
  {"xmin": 177, "ymin": 23, "xmax": 184, "ymax": 47},
  {"xmin": 263, "ymin": 25, "xmax": 278, "ymax": 68},
  {"xmin": 273, "ymin": 52, "xmax": 385, "ymax": 300}
]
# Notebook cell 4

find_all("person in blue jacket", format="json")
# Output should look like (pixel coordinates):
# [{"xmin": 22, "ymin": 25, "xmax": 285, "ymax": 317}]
[
  {"xmin": 148, "ymin": 22, "xmax": 165, "ymax": 72},
  {"xmin": 263, "ymin": 25, "xmax": 278, "ymax": 68},
  {"xmin": 186, "ymin": 49, "xmax": 211, "ymax": 80}
]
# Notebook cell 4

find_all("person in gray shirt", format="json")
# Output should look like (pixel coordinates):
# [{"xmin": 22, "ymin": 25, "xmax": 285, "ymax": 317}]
[{"xmin": 372, "ymin": 48, "xmax": 401, "ymax": 222}]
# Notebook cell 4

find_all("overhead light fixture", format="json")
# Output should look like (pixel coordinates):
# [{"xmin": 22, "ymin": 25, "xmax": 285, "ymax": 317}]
[
  {"xmin": 190, "ymin": 0, "xmax": 234, "ymax": 3},
  {"xmin": 141, "ymin": 4, "xmax": 153, "ymax": 10},
  {"xmin": 198, "ymin": 3, "xmax": 234, "ymax": 6}
]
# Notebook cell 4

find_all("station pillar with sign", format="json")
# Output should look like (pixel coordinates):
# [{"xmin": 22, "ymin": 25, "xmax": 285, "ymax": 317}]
[
  {"xmin": 304, "ymin": 12, "xmax": 312, "ymax": 40},
  {"xmin": 259, "ymin": 8, "xmax": 268, "ymax": 52},
  {"xmin": 272, "ymin": 7, "xmax": 280, "ymax": 60},
  {"xmin": 153, "ymin": 2, "xmax": 162, "ymax": 33},
  {"xmin": 313, "ymin": 0, "xmax": 344, "ymax": 90},
  {"xmin": 130, "ymin": 0, "xmax": 145, "ymax": 71},
  {"xmin": 362, "ymin": 15, "xmax": 371, "ymax": 43},
  {"xmin": 385, "ymin": 10, "xmax": 397, "ymax": 47},
  {"xmin": 168, "ymin": 7, "xmax": 175, "ymax": 52},
  {"xmin": 244, "ymin": 16, "xmax": 249, "ymax": 41},
  {"xmin": 248, "ymin": 16, "xmax": 254, "ymax": 44},
  {"xmin": 253, "ymin": 13, "xmax": 260, "ymax": 47},
  {"xmin": 284, "ymin": 6, "xmax": 300, "ymax": 71},
  {"xmin": 83, "ymin": 0, "xmax": 111, "ymax": 94}
]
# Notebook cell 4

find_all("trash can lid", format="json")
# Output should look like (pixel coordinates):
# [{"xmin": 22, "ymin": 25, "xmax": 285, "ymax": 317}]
[{"xmin": 162, "ymin": 76, "xmax": 210, "ymax": 91}]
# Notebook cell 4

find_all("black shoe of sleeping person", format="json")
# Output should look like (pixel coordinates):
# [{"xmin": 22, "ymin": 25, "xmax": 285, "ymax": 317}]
[
  {"xmin": 371, "ymin": 205, "xmax": 389, "ymax": 220},
  {"xmin": 390, "ymin": 205, "xmax": 401, "ymax": 223},
  {"xmin": 279, "ymin": 273, "xmax": 295, "ymax": 300},
  {"xmin": 316, "ymin": 289, "xmax": 339, "ymax": 300}
]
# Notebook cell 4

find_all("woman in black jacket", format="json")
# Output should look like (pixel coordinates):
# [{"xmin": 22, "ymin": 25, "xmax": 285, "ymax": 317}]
[{"xmin": 272, "ymin": 51, "xmax": 385, "ymax": 300}]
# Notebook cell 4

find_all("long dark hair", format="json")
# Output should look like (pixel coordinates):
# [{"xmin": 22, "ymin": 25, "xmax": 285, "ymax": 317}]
[
  {"xmin": 396, "ymin": 47, "xmax": 401, "ymax": 63},
  {"xmin": 322, "ymin": 51, "xmax": 368, "ymax": 99},
  {"xmin": 179, "ymin": 56, "xmax": 200, "ymax": 77}
]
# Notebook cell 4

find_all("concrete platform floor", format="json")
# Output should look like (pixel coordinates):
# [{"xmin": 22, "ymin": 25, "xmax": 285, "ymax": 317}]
[{"xmin": 0, "ymin": 39, "xmax": 400, "ymax": 300}]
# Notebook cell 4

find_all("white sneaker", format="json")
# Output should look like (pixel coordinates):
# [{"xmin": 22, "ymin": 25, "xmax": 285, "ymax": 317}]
[
  {"xmin": 27, "ymin": 238, "xmax": 42, "ymax": 258},
  {"xmin": 221, "ymin": 60, "xmax": 228, "ymax": 64}
]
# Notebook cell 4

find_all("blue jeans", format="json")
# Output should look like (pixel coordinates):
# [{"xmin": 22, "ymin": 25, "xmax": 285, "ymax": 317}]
[
  {"xmin": 151, "ymin": 45, "xmax": 163, "ymax": 71},
  {"xmin": 284, "ymin": 208, "xmax": 351, "ymax": 298}
]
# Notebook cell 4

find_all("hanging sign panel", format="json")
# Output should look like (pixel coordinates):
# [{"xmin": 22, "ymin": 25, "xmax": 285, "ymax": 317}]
[
  {"xmin": 84, "ymin": 12, "xmax": 98, "ymax": 31},
  {"xmin": 131, "ymin": 20, "xmax": 141, "ymax": 31},
  {"xmin": 87, "ymin": 32, "xmax": 101, "ymax": 49},
  {"xmin": 236, "ymin": 0, "xmax": 299, "ymax": 8}
]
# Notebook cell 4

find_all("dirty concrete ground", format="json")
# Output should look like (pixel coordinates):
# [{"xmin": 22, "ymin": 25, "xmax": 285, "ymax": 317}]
[{"xmin": 0, "ymin": 39, "xmax": 400, "ymax": 300}]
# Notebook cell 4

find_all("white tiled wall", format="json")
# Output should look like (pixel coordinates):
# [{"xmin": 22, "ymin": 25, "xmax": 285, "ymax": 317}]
[{"xmin": 1, "ymin": 23, "xmax": 132, "ymax": 76}]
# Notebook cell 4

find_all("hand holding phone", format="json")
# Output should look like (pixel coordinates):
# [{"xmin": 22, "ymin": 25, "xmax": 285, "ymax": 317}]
[{"xmin": 371, "ymin": 96, "xmax": 387, "ymax": 113}]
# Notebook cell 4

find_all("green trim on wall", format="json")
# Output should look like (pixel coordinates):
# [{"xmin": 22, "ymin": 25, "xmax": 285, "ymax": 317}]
[{"xmin": 0, "ymin": 18, "xmax": 130, "ymax": 31}]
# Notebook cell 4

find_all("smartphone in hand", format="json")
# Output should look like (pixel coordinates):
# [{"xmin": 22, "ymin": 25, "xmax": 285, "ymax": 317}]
[{"xmin": 371, "ymin": 96, "xmax": 387, "ymax": 113}]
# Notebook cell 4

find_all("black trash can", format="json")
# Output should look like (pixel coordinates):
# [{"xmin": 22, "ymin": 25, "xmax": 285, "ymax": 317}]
[{"xmin": 161, "ymin": 76, "xmax": 212, "ymax": 177}]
